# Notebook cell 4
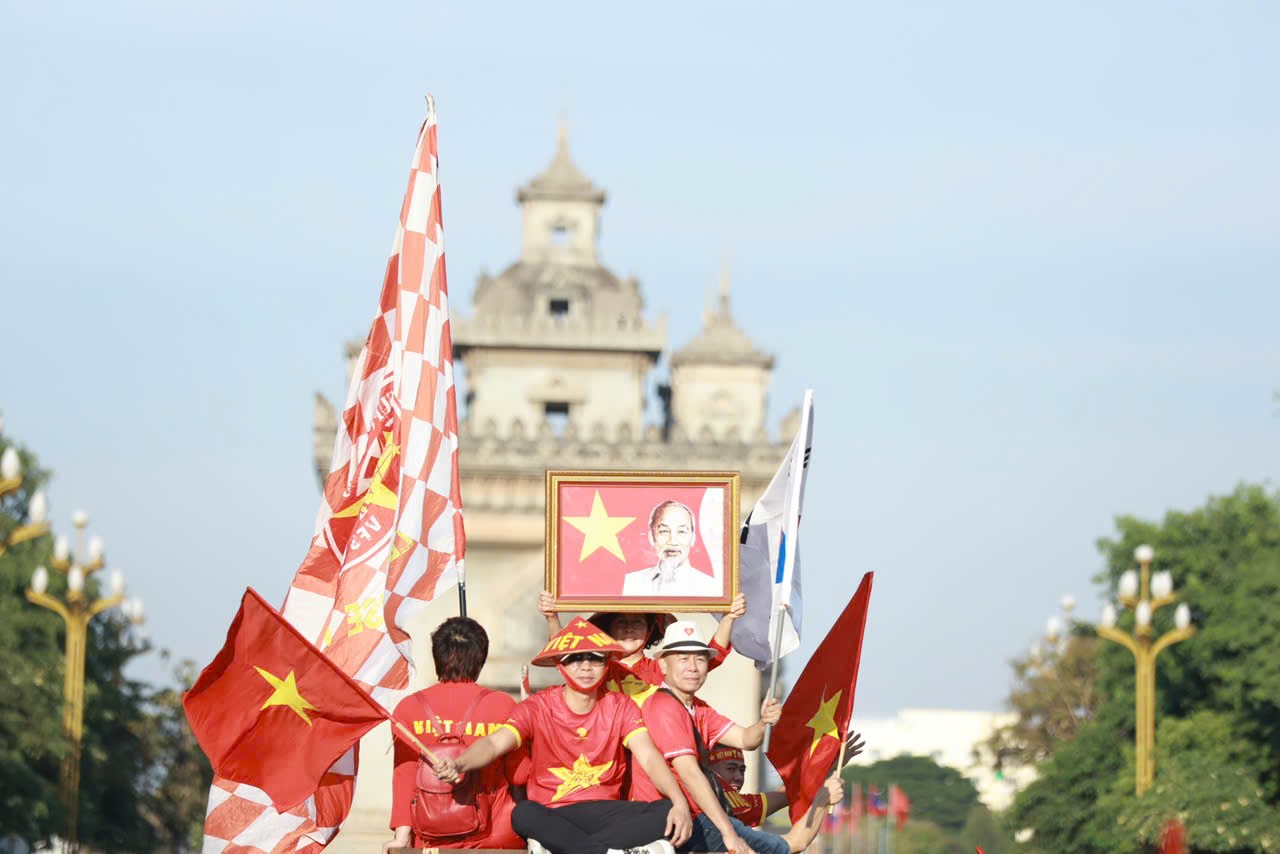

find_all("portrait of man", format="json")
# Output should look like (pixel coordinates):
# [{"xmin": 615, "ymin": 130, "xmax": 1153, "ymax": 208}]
[{"xmin": 621, "ymin": 500, "xmax": 722, "ymax": 597}]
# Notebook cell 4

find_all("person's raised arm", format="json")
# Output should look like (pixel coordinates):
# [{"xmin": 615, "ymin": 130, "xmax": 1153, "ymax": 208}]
[
  {"xmin": 717, "ymin": 696, "xmax": 783, "ymax": 750},
  {"xmin": 710, "ymin": 592, "xmax": 746, "ymax": 655},
  {"xmin": 780, "ymin": 774, "xmax": 844, "ymax": 853},
  {"xmin": 624, "ymin": 731, "xmax": 693, "ymax": 848},
  {"xmin": 537, "ymin": 590, "xmax": 564, "ymax": 638},
  {"xmin": 432, "ymin": 727, "xmax": 519, "ymax": 783},
  {"xmin": 669, "ymin": 754, "xmax": 749, "ymax": 853}
]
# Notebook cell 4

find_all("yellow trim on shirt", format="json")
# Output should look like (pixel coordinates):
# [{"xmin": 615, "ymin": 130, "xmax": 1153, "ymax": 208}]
[
  {"xmin": 498, "ymin": 722, "xmax": 523, "ymax": 748},
  {"xmin": 621, "ymin": 726, "xmax": 649, "ymax": 747}
]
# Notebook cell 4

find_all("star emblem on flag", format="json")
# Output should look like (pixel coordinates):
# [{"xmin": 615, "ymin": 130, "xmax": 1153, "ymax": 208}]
[
  {"xmin": 548, "ymin": 754, "xmax": 614, "ymax": 802},
  {"xmin": 564, "ymin": 491, "xmax": 634, "ymax": 560},
  {"xmin": 804, "ymin": 688, "xmax": 842, "ymax": 756},
  {"xmin": 254, "ymin": 666, "xmax": 318, "ymax": 726}
]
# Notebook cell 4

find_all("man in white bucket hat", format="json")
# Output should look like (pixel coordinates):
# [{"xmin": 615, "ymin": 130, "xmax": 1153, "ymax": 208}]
[{"xmin": 628, "ymin": 620, "xmax": 846, "ymax": 854}]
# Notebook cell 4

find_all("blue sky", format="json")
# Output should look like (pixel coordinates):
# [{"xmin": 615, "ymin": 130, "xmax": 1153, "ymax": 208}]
[{"xmin": 2, "ymin": 1, "xmax": 1276, "ymax": 716}]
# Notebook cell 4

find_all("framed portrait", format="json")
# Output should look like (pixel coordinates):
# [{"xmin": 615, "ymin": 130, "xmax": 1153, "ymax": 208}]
[{"xmin": 545, "ymin": 470, "xmax": 739, "ymax": 613}]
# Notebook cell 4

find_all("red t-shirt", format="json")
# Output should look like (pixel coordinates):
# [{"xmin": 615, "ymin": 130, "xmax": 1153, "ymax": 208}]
[
  {"xmin": 605, "ymin": 639, "xmax": 732, "ymax": 706},
  {"xmin": 502, "ymin": 687, "xmax": 647, "ymax": 807},
  {"xmin": 390, "ymin": 681, "xmax": 526, "ymax": 849},
  {"xmin": 628, "ymin": 689, "xmax": 735, "ymax": 813},
  {"xmin": 723, "ymin": 788, "xmax": 766, "ymax": 827}
]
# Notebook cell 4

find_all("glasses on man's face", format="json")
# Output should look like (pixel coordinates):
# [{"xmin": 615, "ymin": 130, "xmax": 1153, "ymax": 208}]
[{"xmin": 561, "ymin": 653, "xmax": 606, "ymax": 666}]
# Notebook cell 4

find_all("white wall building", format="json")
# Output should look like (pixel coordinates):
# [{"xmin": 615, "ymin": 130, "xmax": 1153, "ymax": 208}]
[{"xmin": 846, "ymin": 708, "xmax": 1037, "ymax": 811}]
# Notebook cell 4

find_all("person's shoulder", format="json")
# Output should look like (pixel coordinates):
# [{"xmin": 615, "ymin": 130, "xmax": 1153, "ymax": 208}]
[
  {"xmin": 474, "ymin": 685, "xmax": 517, "ymax": 714},
  {"xmin": 640, "ymin": 688, "xmax": 687, "ymax": 722},
  {"xmin": 523, "ymin": 685, "xmax": 561, "ymax": 709},
  {"xmin": 391, "ymin": 685, "xmax": 432, "ymax": 716}
]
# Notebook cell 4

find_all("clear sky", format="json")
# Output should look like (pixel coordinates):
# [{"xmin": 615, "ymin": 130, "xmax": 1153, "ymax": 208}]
[{"xmin": 2, "ymin": 1, "xmax": 1276, "ymax": 717}]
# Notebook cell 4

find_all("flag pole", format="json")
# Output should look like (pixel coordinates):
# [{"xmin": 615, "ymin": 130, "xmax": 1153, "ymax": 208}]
[
  {"xmin": 761, "ymin": 601, "xmax": 787, "ymax": 751},
  {"xmin": 457, "ymin": 561, "xmax": 467, "ymax": 618},
  {"xmin": 390, "ymin": 719, "xmax": 440, "ymax": 766},
  {"xmin": 827, "ymin": 727, "xmax": 850, "ymax": 815}
]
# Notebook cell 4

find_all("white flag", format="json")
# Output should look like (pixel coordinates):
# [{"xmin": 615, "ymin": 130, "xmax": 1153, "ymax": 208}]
[{"xmin": 731, "ymin": 389, "xmax": 814, "ymax": 669}]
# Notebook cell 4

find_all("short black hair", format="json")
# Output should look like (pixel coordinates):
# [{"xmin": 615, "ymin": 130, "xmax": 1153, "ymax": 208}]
[{"xmin": 431, "ymin": 617, "xmax": 489, "ymax": 682}]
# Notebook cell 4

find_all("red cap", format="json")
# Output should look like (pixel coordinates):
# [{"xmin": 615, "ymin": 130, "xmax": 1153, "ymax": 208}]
[{"xmin": 532, "ymin": 616, "xmax": 629, "ymax": 667}]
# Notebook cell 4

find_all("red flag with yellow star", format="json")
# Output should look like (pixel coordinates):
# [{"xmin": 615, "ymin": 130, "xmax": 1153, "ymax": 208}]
[
  {"xmin": 766, "ymin": 572, "xmax": 873, "ymax": 823},
  {"xmin": 184, "ymin": 588, "xmax": 390, "ymax": 811}
]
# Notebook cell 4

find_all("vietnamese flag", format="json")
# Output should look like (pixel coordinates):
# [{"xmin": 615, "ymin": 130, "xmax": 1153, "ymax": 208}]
[
  {"xmin": 184, "ymin": 588, "xmax": 390, "ymax": 811},
  {"xmin": 766, "ymin": 572, "xmax": 873, "ymax": 823}
]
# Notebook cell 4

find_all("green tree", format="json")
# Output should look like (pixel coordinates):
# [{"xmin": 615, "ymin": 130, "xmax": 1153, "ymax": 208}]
[
  {"xmin": 953, "ymin": 805, "xmax": 1016, "ymax": 854},
  {"xmin": 842, "ymin": 754, "xmax": 979, "ymax": 834},
  {"xmin": 0, "ymin": 432, "xmax": 212, "ymax": 851},
  {"xmin": 983, "ymin": 629, "xmax": 1099, "ymax": 772},
  {"xmin": 1009, "ymin": 484, "xmax": 1280, "ymax": 853}
]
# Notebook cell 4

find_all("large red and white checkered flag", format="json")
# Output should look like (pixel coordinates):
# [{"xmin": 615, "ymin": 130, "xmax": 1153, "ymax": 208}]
[{"xmin": 201, "ymin": 99, "xmax": 464, "ymax": 852}]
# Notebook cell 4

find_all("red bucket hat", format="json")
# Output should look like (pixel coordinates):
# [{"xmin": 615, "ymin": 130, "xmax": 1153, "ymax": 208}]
[{"xmin": 531, "ymin": 616, "xmax": 629, "ymax": 667}]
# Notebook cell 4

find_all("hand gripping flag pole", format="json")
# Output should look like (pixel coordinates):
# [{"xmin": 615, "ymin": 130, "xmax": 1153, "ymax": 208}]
[{"xmin": 762, "ymin": 389, "xmax": 814, "ymax": 752}]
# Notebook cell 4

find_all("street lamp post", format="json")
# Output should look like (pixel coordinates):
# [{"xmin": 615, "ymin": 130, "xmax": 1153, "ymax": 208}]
[
  {"xmin": 25, "ymin": 511, "xmax": 143, "ymax": 852},
  {"xmin": 0, "ymin": 446, "xmax": 51, "ymax": 552},
  {"xmin": 1095, "ymin": 544, "xmax": 1195, "ymax": 795}
]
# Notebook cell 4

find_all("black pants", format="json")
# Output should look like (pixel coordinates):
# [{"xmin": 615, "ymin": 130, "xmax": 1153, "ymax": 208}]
[{"xmin": 511, "ymin": 798, "xmax": 672, "ymax": 854}]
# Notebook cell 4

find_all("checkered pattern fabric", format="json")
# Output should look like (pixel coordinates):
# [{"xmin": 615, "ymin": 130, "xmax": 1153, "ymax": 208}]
[{"xmin": 201, "ymin": 99, "xmax": 464, "ymax": 852}]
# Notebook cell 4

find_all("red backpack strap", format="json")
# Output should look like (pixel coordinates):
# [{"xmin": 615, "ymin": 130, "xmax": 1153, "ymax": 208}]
[
  {"xmin": 416, "ymin": 693, "xmax": 448, "ymax": 744},
  {"xmin": 455, "ymin": 686, "xmax": 492, "ymax": 737}
]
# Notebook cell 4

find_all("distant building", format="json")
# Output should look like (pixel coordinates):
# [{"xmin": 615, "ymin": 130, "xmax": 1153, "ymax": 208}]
[
  {"xmin": 313, "ymin": 124, "xmax": 792, "ymax": 851},
  {"xmin": 847, "ymin": 708, "xmax": 1038, "ymax": 811}
]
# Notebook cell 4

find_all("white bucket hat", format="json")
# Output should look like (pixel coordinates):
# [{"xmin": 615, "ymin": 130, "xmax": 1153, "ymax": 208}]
[{"xmin": 654, "ymin": 620, "xmax": 714, "ymax": 656}]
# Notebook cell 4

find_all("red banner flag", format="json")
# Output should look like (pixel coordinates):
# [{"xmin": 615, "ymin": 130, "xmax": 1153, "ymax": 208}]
[
  {"xmin": 767, "ymin": 572, "xmax": 873, "ymax": 823},
  {"xmin": 185, "ymin": 589, "xmax": 389, "ymax": 811},
  {"xmin": 889, "ymin": 784, "xmax": 910, "ymax": 830},
  {"xmin": 200, "ymin": 101, "xmax": 462, "ymax": 851}
]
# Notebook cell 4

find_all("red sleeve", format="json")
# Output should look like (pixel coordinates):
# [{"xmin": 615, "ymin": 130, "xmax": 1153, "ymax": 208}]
[
  {"xmin": 503, "ymin": 695, "xmax": 536, "ymax": 747},
  {"xmin": 708, "ymin": 636, "xmax": 731, "ymax": 671},
  {"xmin": 740, "ymin": 792, "xmax": 766, "ymax": 827},
  {"xmin": 697, "ymin": 702, "xmax": 735, "ymax": 748},
  {"xmin": 640, "ymin": 692, "xmax": 696, "ymax": 760},
  {"xmin": 389, "ymin": 698, "xmax": 419, "ymax": 830},
  {"xmin": 616, "ymin": 693, "xmax": 649, "ymax": 747},
  {"xmin": 480, "ymin": 692, "xmax": 528, "ymax": 784}
]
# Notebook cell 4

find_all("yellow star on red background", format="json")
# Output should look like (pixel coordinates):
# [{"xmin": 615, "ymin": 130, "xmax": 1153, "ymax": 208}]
[
  {"xmin": 805, "ymin": 688, "xmax": 843, "ymax": 756},
  {"xmin": 564, "ymin": 492, "xmax": 634, "ymax": 561},
  {"xmin": 549, "ymin": 754, "xmax": 614, "ymax": 801},
  {"xmin": 255, "ymin": 666, "xmax": 317, "ymax": 726}
]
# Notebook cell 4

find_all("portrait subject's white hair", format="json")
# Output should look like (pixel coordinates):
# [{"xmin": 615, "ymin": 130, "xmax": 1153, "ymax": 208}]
[{"xmin": 647, "ymin": 499, "xmax": 697, "ymax": 545}]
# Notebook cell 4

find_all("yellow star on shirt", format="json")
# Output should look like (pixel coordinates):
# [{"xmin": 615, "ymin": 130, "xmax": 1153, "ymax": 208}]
[
  {"xmin": 805, "ymin": 689, "xmax": 843, "ymax": 756},
  {"xmin": 564, "ymin": 492, "xmax": 634, "ymax": 561},
  {"xmin": 255, "ymin": 666, "xmax": 317, "ymax": 726},
  {"xmin": 548, "ymin": 754, "xmax": 614, "ymax": 802}
]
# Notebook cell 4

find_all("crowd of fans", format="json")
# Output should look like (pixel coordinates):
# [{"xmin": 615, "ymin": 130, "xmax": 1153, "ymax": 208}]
[{"xmin": 382, "ymin": 596, "xmax": 859, "ymax": 854}]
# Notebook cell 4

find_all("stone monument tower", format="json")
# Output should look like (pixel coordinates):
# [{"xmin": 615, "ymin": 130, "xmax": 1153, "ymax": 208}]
[{"xmin": 314, "ymin": 125, "xmax": 790, "ymax": 850}]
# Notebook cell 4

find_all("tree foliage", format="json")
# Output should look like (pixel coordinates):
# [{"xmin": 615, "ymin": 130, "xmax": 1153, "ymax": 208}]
[
  {"xmin": 0, "ymin": 432, "xmax": 212, "ymax": 851},
  {"xmin": 1007, "ymin": 484, "xmax": 1280, "ymax": 853},
  {"xmin": 983, "ymin": 630, "xmax": 1099, "ymax": 771},
  {"xmin": 842, "ymin": 753, "xmax": 980, "ymax": 833}
]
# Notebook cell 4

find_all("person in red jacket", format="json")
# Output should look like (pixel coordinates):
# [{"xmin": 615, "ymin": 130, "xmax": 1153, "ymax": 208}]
[
  {"xmin": 537, "ymin": 590, "xmax": 746, "ymax": 705},
  {"xmin": 433, "ymin": 617, "xmax": 694, "ymax": 854},
  {"xmin": 383, "ymin": 617, "xmax": 527, "ymax": 851}
]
